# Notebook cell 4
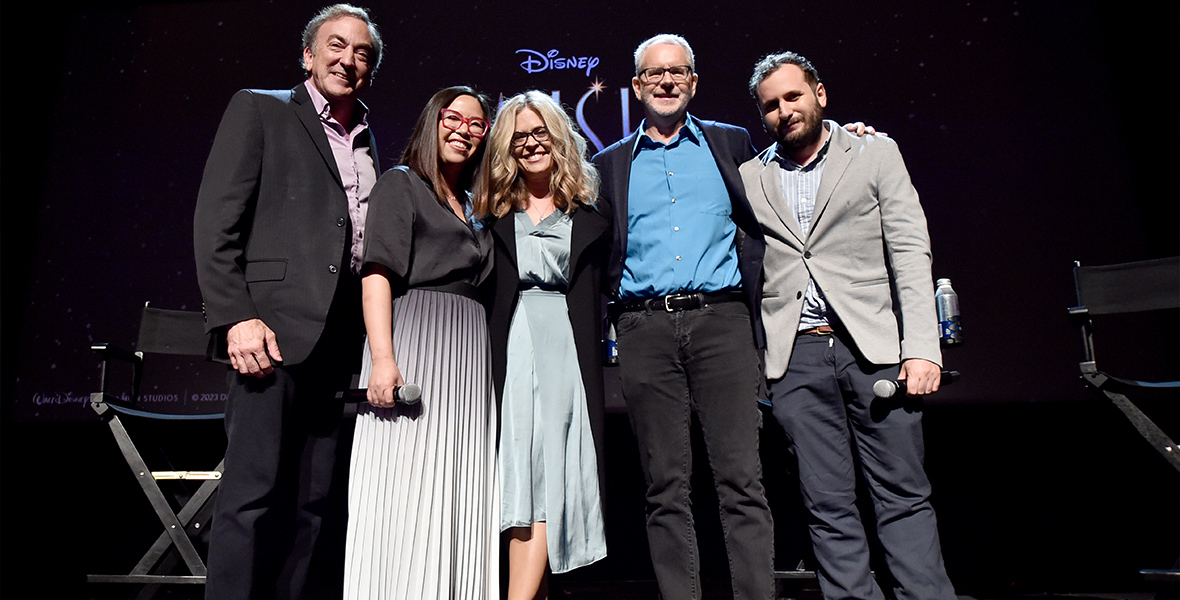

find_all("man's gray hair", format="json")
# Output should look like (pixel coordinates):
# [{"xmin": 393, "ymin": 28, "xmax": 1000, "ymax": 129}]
[
  {"xmin": 301, "ymin": 4, "xmax": 384, "ymax": 77},
  {"xmin": 748, "ymin": 51, "xmax": 820, "ymax": 98},
  {"xmin": 633, "ymin": 34, "xmax": 695, "ymax": 74}
]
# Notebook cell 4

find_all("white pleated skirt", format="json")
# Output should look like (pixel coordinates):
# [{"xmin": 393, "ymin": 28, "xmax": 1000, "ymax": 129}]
[{"xmin": 345, "ymin": 289, "xmax": 499, "ymax": 600}]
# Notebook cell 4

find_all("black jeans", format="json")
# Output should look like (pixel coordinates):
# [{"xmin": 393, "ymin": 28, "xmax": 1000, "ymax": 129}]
[{"xmin": 615, "ymin": 300, "xmax": 774, "ymax": 600}]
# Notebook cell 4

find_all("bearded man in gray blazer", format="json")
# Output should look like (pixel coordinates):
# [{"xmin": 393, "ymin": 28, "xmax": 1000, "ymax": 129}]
[{"xmin": 740, "ymin": 52, "xmax": 956, "ymax": 600}]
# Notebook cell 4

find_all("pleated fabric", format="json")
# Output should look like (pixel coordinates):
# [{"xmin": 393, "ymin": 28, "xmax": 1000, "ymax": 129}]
[{"xmin": 345, "ymin": 288, "xmax": 499, "ymax": 600}]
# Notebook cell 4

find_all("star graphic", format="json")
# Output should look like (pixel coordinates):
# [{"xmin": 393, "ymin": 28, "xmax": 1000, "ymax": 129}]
[{"xmin": 588, "ymin": 78, "xmax": 605, "ymax": 98}]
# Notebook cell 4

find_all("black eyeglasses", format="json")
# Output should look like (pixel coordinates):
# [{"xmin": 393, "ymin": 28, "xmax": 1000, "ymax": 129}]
[
  {"xmin": 440, "ymin": 109, "xmax": 490, "ymax": 139},
  {"xmin": 510, "ymin": 127, "xmax": 551, "ymax": 147},
  {"xmin": 637, "ymin": 65, "xmax": 693, "ymax": 84}
]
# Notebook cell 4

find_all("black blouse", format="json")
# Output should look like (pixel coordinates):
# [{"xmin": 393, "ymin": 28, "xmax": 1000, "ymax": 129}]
[{"xmin": 362, "ymin": 166, "xmax": 493, "ymax": 294}]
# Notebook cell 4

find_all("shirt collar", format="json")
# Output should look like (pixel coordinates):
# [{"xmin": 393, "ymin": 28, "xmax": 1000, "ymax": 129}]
[
  {"xmin": 773, "ymin": 119, "xmax": 833, "ymax": 170},
  {"xmin": 303, "ymin": 79, "xmax": 369, "ymax": 127},
  {"xmin": 631, "ymin": 114, "xmax": 702, "ymax": 157}
]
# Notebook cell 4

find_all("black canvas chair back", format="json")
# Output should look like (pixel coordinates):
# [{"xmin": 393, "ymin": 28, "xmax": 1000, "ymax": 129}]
[
  {"xmin": 87, "ymin": 303, "xmax": 225, "ymax": 595},
  {"xmin": 1071, "ymin": 257, "xmax": 1180, "ymax": 396},
  {"xmin": 1070, "ymin": 257, "xmax": 1179, "ymax": 585},
  {"xmin": 136, "ymin": 306, "xmax": 210, "ymax": 356}
]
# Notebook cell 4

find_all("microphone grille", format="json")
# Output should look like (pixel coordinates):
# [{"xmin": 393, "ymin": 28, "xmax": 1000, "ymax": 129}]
[
  {"xmin": 872, "ymin": 379, "xmax": 896, "ymax": 399},
  {"xmin": 400, "ymin": 383, "xmax": 422, "ymax": 403}
]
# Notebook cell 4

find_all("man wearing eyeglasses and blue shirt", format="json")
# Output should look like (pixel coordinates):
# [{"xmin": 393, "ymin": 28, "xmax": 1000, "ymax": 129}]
[{"xmin": 592, "ymin": 34, "xmax": 774, "ymax": 600}]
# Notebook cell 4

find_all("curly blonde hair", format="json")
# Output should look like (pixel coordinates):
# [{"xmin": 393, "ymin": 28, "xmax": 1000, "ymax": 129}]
[{"xmin": 474, "ymin": 91, "xmax": 598, "ymax": 219}]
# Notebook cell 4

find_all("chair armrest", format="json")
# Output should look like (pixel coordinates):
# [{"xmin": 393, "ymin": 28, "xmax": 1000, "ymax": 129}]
[
  {"xmin": 91, "ymin": 343, "xmax": 144, "ymax": 365},
  {"xmin": 335, "ymin": 388, "xmax": 368, "ymax": 402},
  {"xmin": 91, "ymin": 343, "xmax": 144, "ymax": 406},
  {"xmin": 1066, "ymin": 305, "xmax": 1091, "ymax": 326}
]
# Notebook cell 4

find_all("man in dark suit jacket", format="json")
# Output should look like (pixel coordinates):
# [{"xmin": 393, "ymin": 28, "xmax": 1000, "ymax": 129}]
[
  {"xmin": 192, "ymin": 5, "xmax": 382, "ymax": 599},
  {"xmin": 591, "ymin": 34, "xmax": 774, "ymax": 600}
]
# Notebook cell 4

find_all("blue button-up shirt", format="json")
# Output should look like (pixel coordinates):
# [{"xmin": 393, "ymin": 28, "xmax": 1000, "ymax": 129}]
[{"xmin": 620, "ymin": 117, "xmax": 742, "ymax": 300}]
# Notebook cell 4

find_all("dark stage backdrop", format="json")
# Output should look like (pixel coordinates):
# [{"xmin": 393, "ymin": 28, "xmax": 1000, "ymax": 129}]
[{"xmin": 4, "ymin": 0, "xmax": 1177, "ymax": 422}]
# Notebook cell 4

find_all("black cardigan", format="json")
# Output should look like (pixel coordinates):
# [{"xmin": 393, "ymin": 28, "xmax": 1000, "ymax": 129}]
[{"xmin": 486, "ymin": 202, "xmax": 612, "ymax": 486}]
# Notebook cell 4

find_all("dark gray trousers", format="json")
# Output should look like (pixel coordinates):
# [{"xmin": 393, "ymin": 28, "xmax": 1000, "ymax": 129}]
[
  {"xmin": 205, "ymin": 279, "xmax": 361, "ymax": 600},
  {"xmin": 768, "ymin": 331, "xmax": 955, "ymax": 600}
]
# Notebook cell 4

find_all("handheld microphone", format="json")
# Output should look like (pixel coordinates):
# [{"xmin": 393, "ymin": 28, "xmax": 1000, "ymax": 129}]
[
  {"xmin": 394, "ymin": 383, "xmax": 422, "ymax": 405},
  {"xmin": 336, "ymin": 382, "xmax": 422, "ymax": 405},
  {"xmin": 873, "ymin": 370, "xmax": 960, "ymax": 398}
]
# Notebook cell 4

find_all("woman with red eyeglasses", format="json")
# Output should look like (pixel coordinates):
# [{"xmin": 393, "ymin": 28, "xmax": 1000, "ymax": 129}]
[{"xmin": 344, "ymin": 86, "xmax": 499, "ymax": 600}]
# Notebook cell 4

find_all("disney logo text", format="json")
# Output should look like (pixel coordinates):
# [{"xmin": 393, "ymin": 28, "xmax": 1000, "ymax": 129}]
[{"xmin": 517, "ymin": 49, "xmax": 600, "ymax": 77}]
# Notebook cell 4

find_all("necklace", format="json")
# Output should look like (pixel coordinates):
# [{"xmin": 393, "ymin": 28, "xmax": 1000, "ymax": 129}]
[{"xmin": 526, "ymin": 201, "xmax": 556, "ymax": 224}]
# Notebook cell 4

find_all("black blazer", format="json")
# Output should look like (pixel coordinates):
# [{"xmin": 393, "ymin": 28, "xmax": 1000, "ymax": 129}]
[
  {"xmin": 590, "ymin": 117, "xmax": 766, "ymax": 347},
  {"xmin": 193, "ymin": 84, "xmax": 377, "ymax": 365},
  {"xmin": 486, "ymin": 204, "xmax": 612, "ymax": 479}
]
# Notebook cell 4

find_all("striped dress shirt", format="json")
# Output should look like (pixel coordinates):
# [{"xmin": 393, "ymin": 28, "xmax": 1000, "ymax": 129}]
[{"xmin": 773, "ymin": 121, "xmax": 836, "ymax": 331}]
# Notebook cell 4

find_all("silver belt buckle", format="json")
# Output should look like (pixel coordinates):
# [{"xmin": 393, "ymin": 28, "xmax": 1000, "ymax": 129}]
[{"xmin": 663, "ymin": 292, "xmax": 693, "ymax": 312}]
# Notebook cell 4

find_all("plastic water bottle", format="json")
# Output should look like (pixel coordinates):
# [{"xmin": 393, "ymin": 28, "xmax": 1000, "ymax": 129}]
[
  {"xmin": 935, "ymin": 278, "xmax": 963, "ymax": 347},
  {"xmin": 604, "ymin": 322, "xmax": 619, "ymax": 365}
]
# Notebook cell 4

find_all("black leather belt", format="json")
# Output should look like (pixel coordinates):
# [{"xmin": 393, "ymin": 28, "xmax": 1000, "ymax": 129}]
[
  {"xmin": 613, "ymin": 290, "xmax": 744, "ymax": 314},
  {"xmin": 415, "ymin": 280, "xmax": 480, "ymax": 301}
]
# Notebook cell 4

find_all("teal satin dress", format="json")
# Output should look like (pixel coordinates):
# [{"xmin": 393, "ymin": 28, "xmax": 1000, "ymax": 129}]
[{"xmin": 498, "ymin": 210, "xmax": 606, "ymax": 573}]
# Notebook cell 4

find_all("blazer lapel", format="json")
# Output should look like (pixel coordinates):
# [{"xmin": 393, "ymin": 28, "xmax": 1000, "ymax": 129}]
[
  {"xmin": 700, "ymin": 119, "xmax": 742, "ymax": 200},
  {"xmin": 601, "ymin": 137, "xmax": 635, "ymax": 294},
  {"xmin": 363, "ymin": 120, "xmax": 379, "ymax": 173},
  {"xmin": 758, "ymin": 155, "xmax": 805, "ymax": 245},
  {"xmin": 291, "ymin": 84, "xmax": 344, "ymax": 188},
  {"xmin": 570, "ymin": 205, "xmax": 608, "ymax": 274},
  {"xmin": 610, "ymin": 139, "xmax": 633, "ymax": 255},
  {"xmin": 810, "ymin": 125, "xmax": 853, "ymax": 235},
  {"xmin": 492, "ymin": 214, "xmax": 519, "ymax": 270}
]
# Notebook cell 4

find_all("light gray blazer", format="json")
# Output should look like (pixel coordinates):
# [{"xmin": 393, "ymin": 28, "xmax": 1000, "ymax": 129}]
[{"xmin": 740, "ymin": 124, "xmax": 941, "ymax": 380}]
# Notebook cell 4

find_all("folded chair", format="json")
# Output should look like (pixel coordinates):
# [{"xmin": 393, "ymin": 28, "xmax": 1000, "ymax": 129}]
[
  {"xmin": 86, "ymin": 303, "xmax": 225, "ymax": 597},
  {"xmin": 1069, "ymin": 256, "xmax": 1180, "ymax": 583}
]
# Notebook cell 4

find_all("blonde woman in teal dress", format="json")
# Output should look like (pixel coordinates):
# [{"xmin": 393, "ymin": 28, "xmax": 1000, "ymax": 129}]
[{"xmin": 475, "ymin": 91, "xmax": 611, "ymax": 600}]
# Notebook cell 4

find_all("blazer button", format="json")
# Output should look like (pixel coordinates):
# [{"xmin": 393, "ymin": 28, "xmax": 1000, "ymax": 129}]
[
  {"xmin": 337, "ymin": 217, "xmax": 346, "ymax": 227},
  {"xmin": 804, "ymin": 251, "xmax": 812, "ymax": 259},
  {"xmin": 797, "ymin": 291, "xmax": 803, "ymax": 299},
  {"xmin": 328, "ymin": 264, "xmax": 338, "ymax": 274}
]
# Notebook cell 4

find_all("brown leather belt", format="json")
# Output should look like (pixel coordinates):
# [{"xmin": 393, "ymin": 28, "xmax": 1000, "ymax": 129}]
[{"xmin": 799, "ymin": 325, "xmax": 835, "ymax": 336}]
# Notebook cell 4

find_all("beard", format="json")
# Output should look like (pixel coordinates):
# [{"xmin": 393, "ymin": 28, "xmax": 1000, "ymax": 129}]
[{"xmin": 774, "ymin": 106, "xmax": 824, "ymax": 150}]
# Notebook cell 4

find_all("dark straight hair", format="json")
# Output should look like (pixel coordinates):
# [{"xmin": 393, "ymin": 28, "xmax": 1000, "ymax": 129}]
[{"xmin": 399, "ymin": 86, "xmax": 494, "ymax": 205}]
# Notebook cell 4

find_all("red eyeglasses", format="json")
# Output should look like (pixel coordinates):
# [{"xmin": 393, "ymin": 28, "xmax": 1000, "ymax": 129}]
[{"xmin": 440, "ymin": 109, "xmax": 490, "ymax": 139}]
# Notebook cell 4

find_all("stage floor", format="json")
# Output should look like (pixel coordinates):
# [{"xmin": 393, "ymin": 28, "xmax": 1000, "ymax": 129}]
[{"xmin": 8, "ymin": 400, "xmax": 1177, "ymax": 600}]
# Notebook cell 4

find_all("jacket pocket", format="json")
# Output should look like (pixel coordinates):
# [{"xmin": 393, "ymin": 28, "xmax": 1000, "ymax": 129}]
[
  {"xmin": 848, "ymin": 277, "xmax": 889, "ymax": 288},
  {"xmin": 244, "ymin": 259, "xmax": 288, "ymax": 283}
]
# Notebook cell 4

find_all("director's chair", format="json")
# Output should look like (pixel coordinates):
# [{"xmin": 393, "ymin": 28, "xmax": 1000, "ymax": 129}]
[
  {"xmin": 1069, "ymin": 257, "xmax": 1180, "ymax": 585},
  {"xmin": 87, "ymin": 303, "xmax": 225, "ymax": 598}
]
